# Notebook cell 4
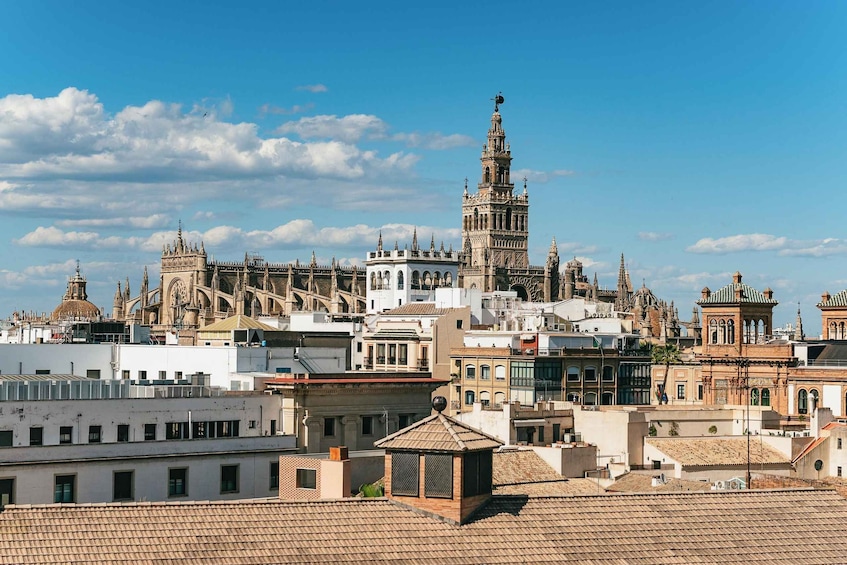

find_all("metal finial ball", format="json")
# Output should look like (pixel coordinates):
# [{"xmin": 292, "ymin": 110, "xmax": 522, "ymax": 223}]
[{"xmin": 432, "ymin": 396, "xmax": 448, "ymax": 413}]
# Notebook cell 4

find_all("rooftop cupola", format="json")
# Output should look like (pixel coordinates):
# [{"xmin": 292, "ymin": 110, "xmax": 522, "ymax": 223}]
[{"xmin": 374, "ymin": 396, "xmax": 502, "ymax": 525}]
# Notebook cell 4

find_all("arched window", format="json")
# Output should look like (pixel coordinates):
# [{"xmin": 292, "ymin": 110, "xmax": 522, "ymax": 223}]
[
  {"xmin": 483, "ymin": 167, "xmax": 490, "ymax": 184},
  {"xmin": 798, "ymin": 389, "xmax": 808, "ymax": 414},
  {"xmin": 495, "ymin": 365, "xmax": 506, "ymax": 380},
  {"xmin": 601, "ymin": 392, "xmax": 614, "ymax": 405},
  {"xmin": 761, "ymin": 389, "xmax": 770, "ymax": 407},
  {"xmin": 719, "ymin": 320, "xmax": 726, "ymax": 344},
  {"xmin": 480, "ymin": 365, "xmax": 491, "ymax": 380},
  {"xmin": 370, "ymin": 272, "xmax": 377, "ymax": 290},
  {"xmin": 494, "ymin": 391, "xmax": 505, "ymax": 407},
  {"xmin": 397, "ymin": 271, "xmax": 404, "ymax": 290},
  {"xmin": 710, "ymin": 320, "xmax": 718, "ymax": 344},
  {"xmin": 506, "ymin": 208, "xmax": 512, "ymax": 230},
  {"xmin": 473, "ymin": 208, "xmax": 479, "ymax": 230},
  {"xmin": 750, "ymin": 388, "xmax": 759, "ymax": 406},
  {"xmin": 567, "ymin": 392, "xmax": 580, "ymax": 403},
  {"xmin": 433, "ymin": 272, "xmax": 441, "ymax": 288},
  {"xmin": 465, "ymin": 390, "xmax": 475, "ymax": 405},
  {"xmin": 727, "ymin": 320, "xmax": 735, "ymax": 344},
  {"xmin": 567, "ymin": 367, "xmax": 580, "ymax": 382},
  {"xmin": 423, "ymin": 271, "xmax": 432, "ymax": 289},
  {"xmin": 810, "ymin": 389, "xmax": 819, "ymax": 412},
  {"xmin": 584, "ymin": 392, "xmax": 598, "ymax": 406},
  {"xmin": 465, "ymin": 365, "xmax": 475, "ymax": 380},
  {"xmin": 480, "ymin": 391, "xmax": 491, "ymax": 407},
  {"xmin": 383, "ymin": 271, "xmax": 391, "ymax": 289},
  {"xmin": 444, "ymin": 272, "xmax": 453, "ymax": 287},
  {"xmin": 411, "ymin": 271, "xmax": 421, "ymax": 290}
]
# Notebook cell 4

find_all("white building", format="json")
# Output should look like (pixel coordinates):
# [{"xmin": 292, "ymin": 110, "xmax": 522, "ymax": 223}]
[{"xmin": 365, "ymin": 232, "xmax": 460, "ymax": 314}]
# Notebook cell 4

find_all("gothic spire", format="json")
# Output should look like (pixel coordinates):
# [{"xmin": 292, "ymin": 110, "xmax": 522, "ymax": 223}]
[
  {"xmin": 377, "ymin": 230, "xmax": 383, "ymax": 252},
  {"xmin": 412, "ymin": 227, "xmax": 418, "ymax": 252},
  {"xmin": 548, "ymin": 236, "xmax": 558, "ymax": 256},
  {"xmin": 430, "ymin": 233, "xmax": 435, "ymax": 252},
  {"xmin": 794, "ymin": 303, "xmax": 804, "ymax": 341}
]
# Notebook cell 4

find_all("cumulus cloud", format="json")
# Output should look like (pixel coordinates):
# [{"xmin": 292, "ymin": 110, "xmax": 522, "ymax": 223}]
[
  {"xmin": 276, "ymin": 114, "xmax": 388, "ymax": 143},
  {"xmin": 391, "ymin": 132, "xmax": 475, "ymax": 150},
  {"xmin": 13, "ymin": 220, "xmax": 461, "ymax": 254},
  {"xmin": 686, "ymin": 233, "xmax": 787, "ymax": 254},
  {"xmin": 56, "ymin": 214, "xmax": 171, "ymax": 229},
  {"xmin": 511, "ymin": 168, "xmax": 575, "ymax": 183},
  {"xmin": 258, "ymin": 102, "xmax": 315, "ymax": 117},
  {"xmin": 638, "ymin": 231, "xmax": 673, "ymax": 242},
  {"xmin": 296, "ymin": 84, "xmax": 328, "ymax": 93},
  {"xmin": 778, "ymin": 238, "xmax": 847, "ymax": 257}
]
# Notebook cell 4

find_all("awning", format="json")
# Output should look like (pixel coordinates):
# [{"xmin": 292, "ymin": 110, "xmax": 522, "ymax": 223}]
[{"xmin": 513, "ymin": 419, "xmax": 546, "ymax": 427}]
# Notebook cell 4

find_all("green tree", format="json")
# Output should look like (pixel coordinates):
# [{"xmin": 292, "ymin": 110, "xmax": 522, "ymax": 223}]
[{"xmin": 652, "ymin": 343, "xmax": 681, "ymax": 404}]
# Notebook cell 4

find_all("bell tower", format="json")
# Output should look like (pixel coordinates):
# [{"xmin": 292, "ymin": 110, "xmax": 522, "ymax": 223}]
[{"xmin": 461, "ymin": 94, "xmax": 529, "ymax": 291}]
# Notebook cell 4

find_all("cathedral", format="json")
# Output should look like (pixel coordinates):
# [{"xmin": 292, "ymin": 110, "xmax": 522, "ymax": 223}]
[{"xmin": 111, "ymin": 96, "xmax": 678, "ymax": 339}]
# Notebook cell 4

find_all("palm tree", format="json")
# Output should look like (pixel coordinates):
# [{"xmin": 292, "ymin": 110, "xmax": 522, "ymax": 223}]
[{"xmin": 652, "ymin": 343, "xmax": 681, "ymax": 404}]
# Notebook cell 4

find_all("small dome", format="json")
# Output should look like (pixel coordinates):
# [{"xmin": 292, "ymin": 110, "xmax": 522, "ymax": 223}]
[{"xmin": 52, "ymin": 299, "xmax": 100, "ymax": 321}]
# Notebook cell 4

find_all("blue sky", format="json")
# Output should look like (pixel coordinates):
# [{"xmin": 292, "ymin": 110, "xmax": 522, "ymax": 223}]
[{"xmin": 0, "ymin": 1, "xmax": 845, "ymax": 331}]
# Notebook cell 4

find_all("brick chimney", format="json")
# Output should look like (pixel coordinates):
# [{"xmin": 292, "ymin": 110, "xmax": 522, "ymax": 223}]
[
  {"xmin": 701, "ymin": 287, "xmax": 711, "ymax": 301},
  {"xmin": 763, "ymin": 287, "xmax": 773, "ymax": 300},
  {"xmin": 374, "ymin": 396, "xmax": 502, "ymax": 525},
  {"xmin": 278, "ymin": 446, "xmax": 351, "ymax": 501},
  {"xmin": 822, "ymin": 291, "xmax": 831, "ymax": 304}
]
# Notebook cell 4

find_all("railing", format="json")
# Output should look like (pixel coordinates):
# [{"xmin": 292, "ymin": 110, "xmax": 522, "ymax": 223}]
[{"xmin": 800, "ymin": 359, "xmax": 847, "ymax": 367}]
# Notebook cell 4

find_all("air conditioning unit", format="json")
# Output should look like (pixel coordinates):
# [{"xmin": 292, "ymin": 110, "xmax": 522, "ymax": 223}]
[{"xmin": 715, "ymin": 480, "xmax": 726, "ymax": 490}]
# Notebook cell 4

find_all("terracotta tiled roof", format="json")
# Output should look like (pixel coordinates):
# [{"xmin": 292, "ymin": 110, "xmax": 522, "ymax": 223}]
[
  {"xmin": 647, "ymin": 437, "xmax": 789, "ymax": 467},
  {"xmin": 199, "ymin": 314, "xmax": 276, "ymax": 332},
  {"xmin": 382, "ymin": 303, "xmax": 454, "ymax": 316},
  {"xmin": 3, "ymin": 491, "xmax": 847, "ymax": 563},
  {"xmin": 818, "ymin": 289, "xmax": 847, "ymax": 308},
  {"xmin": 606, "ymin": 472, "xmax": 715, "ymax": 493},
  {"xmin": 492, "ymin": 450, "xmax": 600, "ymax": 496},
  {"xmin": 697, "ymin": 281, "xmax": 778, "ymax": 305},
  {"xmin": 374, "ymin": 413, "xmax": 502, "ymax": 452}
]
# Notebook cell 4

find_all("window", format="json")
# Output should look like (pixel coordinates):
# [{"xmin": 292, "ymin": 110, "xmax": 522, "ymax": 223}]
[
  {"xmin": 88, "ymin": 425, "xmax": 102, "ymax": 443},
  {"xmin": 59, "ymin": 426, "xmax": 73, "ymax": 444},
  {"xmin": 676, "ymin": 383, "xmax": 685, "ymax": 401},
  {"xmin": 0, "ymin": 431, "xmax": 12, "ymax": 448},
  {"xmin": 220, "ymin": 465, "xmax": 239, "ymax": 494},
  {"xmin": 113, "ymin": 471, "xmax": 133, "ymax": 501},
  {"xmin": 761, "ymin": 388, "xmax": 770, "ymax": 406},
  {"xmin": 86, "ymin": 369, "xmax": 100, "ymax": 379},
  {"xmin": 399, "ymin": 414, "xmax": 414, "ymax": 429},
  {"xmin": 391, "ymin": 452, "xmax": 419, "ymax": 496},
  {"xmin": 0, "ymin": 478, "xmax": 13, "ymax": 509},
  {"xmin": 323, "ymin": 417, "xmax": 336, "ymax": 437},
  {"xmin": 144, "ymin": 424, "xmax": 156, "ymax": 441},
  {"xmin": 567, "ymin": 367, "xmax": 580, "ymax": 382},
  {"xmin": 296, "ymin": 468, "xmax": 317, "ymax": 490},
  {"xmin": 424, "ymin": 453, "xmax": 453, "ymax": 498},
  {"xmin": 138, "ymin": 370, "xmax": 147, "ymax": 379},
  {"xmin": 838, "ymin": 438, "xmax": 843, "ymax": 450},
  {"xmin": 270, "ymin": 461, "xmax": 280, "ymax": 490},
  {"xmin": 697, "ymin": 383, "xmax": 704, "ymax": 401},
  {"xmin": 584, "ymin": 367, "xmax": 597, "ymax": 382},
  {"xmin": 166, "ymin": 422, "xmax": 189, "ymax": 440},
  {"xmin": 362, "ymin": 416, "xmax": 374, "ymax": 436},
  {"xmin": 168, "ymin": 468, "xmax": 187, "ymax": 497},
  {"xmin": 537, "ymin": 425, "xmax": 544, "ymax": 443},
  {"xmin": 465, "ymin": 365, "xmax": 476, "ymax": 380},
  {"xmin": 388, "ymin": 344, "xmax": 397, "ymax": 364},
  {"xmin": 54, "ymin": 475, "xmax": 75, "ymax": 503},
  {"xmin": 248, "ymin": 420, "xmax": 257, "ymax": 429},
  {"xmin": 480, "ymin": 365, "xmax": 491, "ymax": 380},
  {"xmin": 602, "ymin": 366, "xmax": 614, "ymax": 382},
  {"xmin": 121, "ymin": 370, "xmax": 130, "ymax": 380},
  {"xmin": 838, "ymin": 466, "xmax": 843, "ymax": 478},
  {"xmin": 462, "ymin": 451, "xmax": 492, "ymax": 497},
  {"xmin": 398, "ymin": 344, "xmax": 407, "ymax": 365},
  {"xmin": 495, "ymin": 365, "xmax": 506, "ymax": 381},
  {"xmin": 798, "ymin": 389, "xmax": 808, "ymax": 415},
  {"xmin": 553, "ymin": 423, "xmax": 561, "ymax": 442},
  {"xmin": 35, "ymin": 369, "xmax": 50, "ymax": 375},
  {"xmin": 117, "ymin": 424, "xmax": 130, "ymax": 442},
  {"xmin": 215, "ymin": 420, "xmax": 239, "ymax": 438},
  {"xmin": 456, "ymin": 319, "xmax": 463, "ymax": 329},
  {"xmin": 465, "ymin": 390, "xmax": 475, "ymax": 405},
  {"xmin": 175, "ymin": 371, "xmax": 183, "ymax": 380},
  {"xmin": 30, "ymin": 427, "xmax": 43, "ymax": 446},
  {"xmin": 193, "ymin": 421, "xmax": 207, "ymax": 439}
]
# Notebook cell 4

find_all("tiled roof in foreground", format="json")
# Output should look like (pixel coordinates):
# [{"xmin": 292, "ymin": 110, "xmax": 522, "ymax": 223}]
[
  {"xmin": 818, "ymin": 289, "xmax": 847, "ymax": 308},
  {"xmin": 2, "ymin": 490, "xmax": 847, "ymax": 564}
]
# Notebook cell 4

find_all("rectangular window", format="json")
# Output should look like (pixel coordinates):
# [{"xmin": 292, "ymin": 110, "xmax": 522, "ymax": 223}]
[
  {"xmin": 390, "ymin": 452, "xmax": 419, "ymax": 496},
  {"xmin": 86, "ymin": 369, "xmax": 100, "ymax": 379},
  {"xmin": 270, "ymin": 462, "xmax": 279, "ymax": 490},
  {"xmin": 697, "ymin": 383, "xmax": 704, "ymax": 400},
  {"xmin": 117, "ymin": 424, "xmax": 130, "ymax": 442},
  {"xmin": 158, "ymin": 370, "xmax": 167, "ymax": 379},
  {"xmin": 168, "ymin": 468, "xmax": 188, "ymax": 497},
  {"xmin": 121, "ymin": 370, "xmax": 130, "ymax": 380},
  {"xmin": 376, "ymin": 344, "xmax": 386, "ymax": 364},
  {"xmin": 54, "ymin": 475, "xmax": 75, "ymax": 503},
  {"xmin": 602, "ymin": 366, "xmax": 615, "ymax": 382},
  {"xmin": 296, "ymin": 468, "xmax": 317, "ymax": 490},
  {"xmin": 388, "ymin": 344, "xmax": 396, "ymax": 364},
  {"xmin": 567, "ymin": 368, "xmax": 580, "ymax": 382},
  {"xmin": 480, "ymin": 365, "xmax": 491, "ymax": 380},
  {"xmin": 248, "ymin": 420, "xmax": 257, "ymax": 429},
  {"xmin": 0, "ymin": 431, "xmax": 12, "ymax": 447},
  {"xmin": 537, "ymin": 426, "xmax": 544, "ymax": 444},
  {"xmin": 399, "ymin": 414, "xmax": 414, "ymax": 429},
  {"xmin": 456, "ymin": 319, "xmax": 463, "ymax": 329},
  {"xmin": 144, "ymin": 424, "xmax": 156, "ymax": 441},
  {"xmin": 362, "ymin": 416, "xmax": 374, "ymax": 436},
  {"xmin": 193, "ymin": 421, "xmax": 207, "ymax": 439},
  {"xmin": 166, "ymin": 422, "xmax": 189, "ymax": 440},
  {"xmin": 59, "ymin": 426, "xmax": 73, "ymax": 444},
  {"xmin": 29, "ymin": 427, "xmax": 43, "ymax": 446},
  {"xmin": 465, "ymin": 365, "xmax": 476, "ymax": 380},
  {"xmin": 838, "ymin": 466, "xmax": 843, "ymax": 478},
  {"xmin": 838, "ymin": 438, "xmax": 843, "ymax": 450},
  {"xmin": 220, "ymin": 465, "xmax": 239, "ymax": 494},
  {"xmin": 462, "ymin": 451, "xmax": 492, "ymax": 497},
  {"xmin": 398, "ymin": 344, "xmax": 407, "ymax": 365},
  {"xmin": 356, "ymin": 342, "xmax": 363, "ymax": 353},
  {"xmin": 553, "ymin": 423, "xmax": 561, "ymax": 443},
  {"xmin": 676, "ymin": 383, "xmax": 686, "ymax": 401},
  {"xmin": 584, "ymin": 368, "xmax": 597, "ymax": 382},
  {"xmin": 175, "ymin": 371, "xmax": 183, "ymax": 380},
  {"xmin": 323, "ymin": 417, "xmax": 335, "ymax": 437},
  {"xmin": 214, "ymin": 420, "xmax": 239, "ymax": 438},
  {"xmin": 88, "ymin": 425, "xmax": 102, "ymax": 443},
  {"xmin": 35, "ymin": 369, "xmax": 50, "ymax": 375},
  {"xmin": 138, "ymin": 370, "xmax": 147, "ymax": 379},
  {"xmin": 113, "ymin": 471, "xmax": 133, "ymax": 501},
  {"xmin": 0, "ymin": 478, "xmax": 13, "ymax": 509},
  {"xmin": 424, "ymin": 453, "xmax": 453, "ymax": 498}
]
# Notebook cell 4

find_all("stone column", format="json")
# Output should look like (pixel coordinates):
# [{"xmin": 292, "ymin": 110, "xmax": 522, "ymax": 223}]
[{"xmin": 341, "ymin": 416, "xmax": 358, "ymax": 451}]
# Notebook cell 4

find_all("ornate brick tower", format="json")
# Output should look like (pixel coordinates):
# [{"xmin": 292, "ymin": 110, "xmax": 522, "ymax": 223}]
[{"xmin": 460, "ymin": 94, "xmax": 529, "ymax": 292}]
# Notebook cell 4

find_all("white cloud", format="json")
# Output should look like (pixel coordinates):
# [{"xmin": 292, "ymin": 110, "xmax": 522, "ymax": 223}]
[
  {"xmin": 296, "ymin": 84, "xmax": 328, "ymax": 93},
  {"xmin": 638, "ymin": 231, "xmax": 673, "ymax": 242},
  {"xmin": 276, "ymin": 114, "xmax": 388, "ymax": 143},
  {"xmin": 14, "ymin": 226, "xmax": 100, "ymax": 247},
  {"xmin": 778, "ymin": 238, "xmax": 847, "ymax": 257},
  {"xmin": 258, "ymin": 102, "xmax": 315, "ymax": 116},
  {"xmin": 511, "ymin": 168, "xmax": 575, "ymax": 183},
  {"xmin": 56, "ymin": 215, "xmax": 171, "ymax": 229},
  {"xmin": 686, "ymin": 233, "xmax": 787, "ymax": 254},
  {"xmin": 391, "ymin": 132, "xmax": 475, "ymax": 150}
]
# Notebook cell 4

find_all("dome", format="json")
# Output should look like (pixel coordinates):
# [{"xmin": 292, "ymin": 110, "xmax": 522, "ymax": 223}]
[{"xmin": 52, "ymin": 299, "xmax": 100, "ymax": 321}]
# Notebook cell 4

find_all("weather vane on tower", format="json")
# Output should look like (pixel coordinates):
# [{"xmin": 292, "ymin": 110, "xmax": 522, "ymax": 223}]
[{"xmin": 492, "ymin": 92, "xmax": 504, "ymax": 112}]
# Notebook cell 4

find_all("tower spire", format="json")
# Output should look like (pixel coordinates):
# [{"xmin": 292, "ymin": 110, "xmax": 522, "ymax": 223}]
[
  {"xmin": 412, "ymin": 227, "xmax": 418, "ymax": 252},
  {"xmin": 794, "ymin": 303, "xmax": 804, "ymax": 341}
]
